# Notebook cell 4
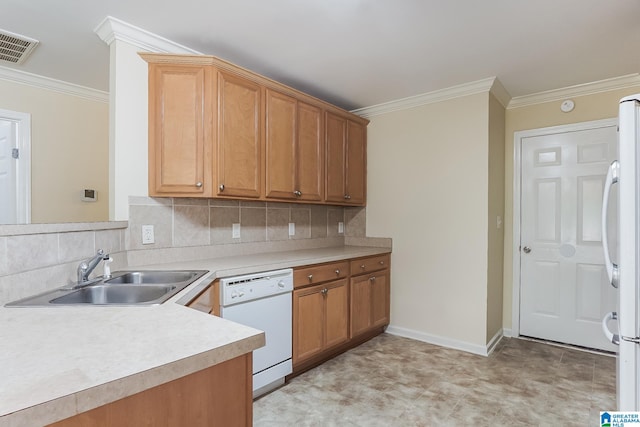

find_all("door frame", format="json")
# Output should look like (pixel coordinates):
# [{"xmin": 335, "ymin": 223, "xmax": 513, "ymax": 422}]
[
  {"xmin": 0, "ymin": 108, "xmax": 31, "ymax": 224},
  {"xmin": 511, "ymin": 118, "xmax": 618, "ymax": 337}
]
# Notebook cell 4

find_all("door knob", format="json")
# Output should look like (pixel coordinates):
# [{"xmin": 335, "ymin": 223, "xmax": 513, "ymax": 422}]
[{"xmin": 523, "ymin": 246, "xmax": 531, "ymax": 254}]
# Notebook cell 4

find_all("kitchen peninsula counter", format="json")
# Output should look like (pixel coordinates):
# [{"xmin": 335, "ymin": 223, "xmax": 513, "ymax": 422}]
[{"xmin": 0, "ymin": 244, "xmax": 391, "ymax": 426}]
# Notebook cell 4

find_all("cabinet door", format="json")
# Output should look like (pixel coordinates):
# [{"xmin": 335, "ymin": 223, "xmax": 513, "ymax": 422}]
[
  {"xmin": 297, "ymin": 102, "xmax": 323, "ymax": 201},
  {"xmin": 217, "ymin": 71, "xmax": 262, "ymax": 198},
  {"xmin": 350, "ymin": 274, "xmax": 372, "ymax": 338},
  {"xmin": 345, "ymin": 120, "xmax": 366, "ymax": 205},
  {"xmin": 148, "ymin": 64, "xmax": 211, "ymax": 196},
  {"xmin": 293, "ymin": 285, "xmax": 325, "ymax": 364},
  {"xmin": 370, "ymin": 271, "xmax": 389, "ymax": 329},
  {"xmin": 265, "ymin": 89, "xmax": 296, "ymax": 199},
  {"xmin": 325, "ymin": 112, "xmax": 347, "ymax": 203},
  {"xmin": 324, "ymin": 279, "xmax": 349, "ymax": 349}
]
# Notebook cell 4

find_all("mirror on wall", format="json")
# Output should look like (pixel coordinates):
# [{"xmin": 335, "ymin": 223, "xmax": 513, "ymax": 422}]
[{"xmin": 0, "ymin": 78, "xmax": 110, "ymax": 224}]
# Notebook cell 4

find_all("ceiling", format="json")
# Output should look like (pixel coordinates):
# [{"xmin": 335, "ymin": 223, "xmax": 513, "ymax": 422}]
[{"xmin": 1, "ymin": 0, "xmax": 639, "ymax": 110}]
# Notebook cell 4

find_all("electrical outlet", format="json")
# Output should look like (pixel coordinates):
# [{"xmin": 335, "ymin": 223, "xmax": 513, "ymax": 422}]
[
  {"xmin": 338, "ymin": 221, "xmax": 344, "ymax": 234},
  {"xmin": 141, "ymin": 225, "xmax": 155, "ymax": 245},
  {"xmin": 288, "ymin": 222, "xmax": 295, "ymax": 236},
  {"xmin": 232, "ymin": 223, "xmax": 241, "ymax": 239}
]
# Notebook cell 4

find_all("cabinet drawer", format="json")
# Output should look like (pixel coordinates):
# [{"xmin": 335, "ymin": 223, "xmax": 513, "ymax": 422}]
[
  {"xmin": 294, "ymin": 261, "xmax": 349, "ymax": 288},
  {"xmin": 350, "ymin": 254, "xmax": 390, "ymax": 276}
]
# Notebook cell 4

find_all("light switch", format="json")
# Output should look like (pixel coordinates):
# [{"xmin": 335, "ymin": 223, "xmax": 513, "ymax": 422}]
[
  {"xmin": 288, "ymin": 222, "xmax": 295, "ymax": 236},
  {"xmin": 338, "ymin": 222, "xmax": 344, "ymax": 234},
  {"xmin": 232, "ymin": 223, "xmax": 241, "ymax": 239}
]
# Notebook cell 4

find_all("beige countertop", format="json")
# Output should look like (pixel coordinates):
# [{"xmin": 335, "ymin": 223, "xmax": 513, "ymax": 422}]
[{"xmin": 0, "ymin": 245, "xmax": 391, "ymax": 427}]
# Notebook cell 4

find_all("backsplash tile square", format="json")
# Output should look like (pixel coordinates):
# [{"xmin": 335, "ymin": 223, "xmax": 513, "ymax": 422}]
[
  {"xmin": 95, "ymin": 229, "xmax": 122, "ymax": 254},
  {"xmin": 327, "ymin": 208, "xmax": 345, "ymax": 238},
  {"xmin": 127, "ymin": 205, "xmax": 173, "ymax": 250},
  {"xmin": 345, "ymin": 207, "xmax": 366, "ymax": 237},
  {"xmin": 310, "ymin": 205, "xmax": 328, "ymax": 238},
  {"xmin": 6, "ymin": 233, "xmax": 59, "ymax": 273},
  {"xmin": 290, "ymin": 207, "xmax": 311, "ymax": 240},
  {"xmin": 58, "ymin": 231, "xmax": 95, "ymax": 263},
  {"xmin": 267, "ymin": 208, "xmax": 289, "ymax": 241},
  {"xmin": 240, "ymin": 206, "xmax": 266, "ymax": 243},
  {"xmin": 174, "ymin": 205, "xmax": 210, "ymax": 247},
  {"xmin": 211, "ymin": 206, "xmax": 240, "ymax": 244},
  {"xmin": 0, "ymin": 236, "xmax": 7, "ymax": 276}
]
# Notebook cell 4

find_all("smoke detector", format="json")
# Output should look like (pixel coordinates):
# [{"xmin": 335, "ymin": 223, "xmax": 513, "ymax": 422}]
[{"xmin": 0, "ymin": 29, "xmax": 39, "ymax": 65}]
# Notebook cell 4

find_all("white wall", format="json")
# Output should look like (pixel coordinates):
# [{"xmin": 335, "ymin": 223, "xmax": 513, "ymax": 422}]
[
  {"xmin": 109, "ymin": 40, "xmax": 150, "ymax": 221},
  {"xmin": 366, "ymin": 92, "xmax": 491, "ymax": 349},
  {"xmin": 0, "ymin": 79, "xmax": 108, "ymax": 223}
]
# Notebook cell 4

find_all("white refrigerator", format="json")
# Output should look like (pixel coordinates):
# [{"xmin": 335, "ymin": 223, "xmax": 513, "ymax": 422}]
[{"xmin": 602, "ymin": 93, "xmax": 640, "ymax": 411}]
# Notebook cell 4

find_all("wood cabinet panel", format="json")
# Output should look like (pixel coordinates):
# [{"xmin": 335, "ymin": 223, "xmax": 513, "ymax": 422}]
[
  {"xmin": 324, "ymin": 280, "xmax": 349, "ymax": 349},
  {"xmin": 350, "ymin": 274, "xmax": 372, "ymax": 338},
  {"xmin": 49, "ymin": 354, "xmax": 252, "ymax": 427},
  {"xmin": 346, "ymin": 120, "xmax": 366, "ymax": 205},
  {"xmin": 325, "ymin": 112, "xmax": 347, "ymax": 203},
  {"xmin": 371, "ymin": 271, "xmax": 390, "ymax": 329},
  {"xmin": 217, "ymin": 71, "xmax": 262, "ymax": 198},
  {"xmin": 186, "ymin": 281, "xmax": 220, "ymax": 316},
  {"xmin": 296, "ymin": 102, "xmax": 323, "ymax": 201},
  {"xmin": 265, "ymin": 89, "xmax": 297, "ymax": 199},
  {"xmin": 293, "ymin": 261, "xmax": 349, "ymax": 288},
  {"xmin": 350, "ymin": 254, "xmax": 390, "ymax": 276},
  {"xmin": 293, "ymin": 285, "xmax": 325, "ymax": 364},
  {"xmin": 148, "ymin": 64, "xmax": 212, "ymax": 196}
]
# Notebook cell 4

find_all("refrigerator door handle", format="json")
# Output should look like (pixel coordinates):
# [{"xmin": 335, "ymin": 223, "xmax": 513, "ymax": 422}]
[
  {"xmin": 602, "ymin": 160, "xmax": 619, "ymax": 288},
  {"xmin": 602, "ymin": 311, "xmax": 620, "ymax": 345}
]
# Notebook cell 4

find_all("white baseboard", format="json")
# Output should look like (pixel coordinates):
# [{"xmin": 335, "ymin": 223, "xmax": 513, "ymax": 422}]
[
  {"xmin": 385, "ymin": 325, "xmax": 504, "ymax": 357},
  {"xmin": 502, "ymin": 328, "xmax": 513, "ymax": 338}
]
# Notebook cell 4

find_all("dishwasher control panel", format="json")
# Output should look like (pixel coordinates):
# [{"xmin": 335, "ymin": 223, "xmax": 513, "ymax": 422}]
[{"xmin": 220, "ymin": 268, "xmax": 293, "ymax": 306}]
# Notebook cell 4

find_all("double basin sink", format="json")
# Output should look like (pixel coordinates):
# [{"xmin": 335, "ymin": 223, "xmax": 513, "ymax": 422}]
[{"xmin": 6, "ymin": 270, "xmax": 208, "ymax": 307}]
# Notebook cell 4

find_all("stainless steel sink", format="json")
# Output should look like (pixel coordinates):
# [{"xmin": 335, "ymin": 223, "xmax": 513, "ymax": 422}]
[
  {"xmin": 5, "ymin": 270, "xmax": 208, "ymax": 307},
  {"xmin": 105, "ymin": 270, "xmax": 202, "ymax": 285},
  {"xmin": 50, "ymin": 284, "xmax": 177, "ymax": 305}
]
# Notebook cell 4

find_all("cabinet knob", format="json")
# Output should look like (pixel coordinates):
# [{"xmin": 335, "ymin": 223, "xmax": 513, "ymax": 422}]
[
  {"xmin": 308, "ymin": 274, "xmax": 313, "ymax": 282},
  {"xmin": 335, "ymin": 269, "xmax": 340, "ymax": 275},
  {"xmin": 344, "ymin": 194, "xmax": 351, "ymax": 200},
  {"xmin": 369, "ymin": 276, "xmax": 376, "ymax": 283},
  {"xmin": 360, "ymin": 265, "xmax": 366, "ymax": 269},
  {"xmin": 219, "ymin": 184, "xmax": 225, "ymax": 192},
  {"xmin": 379, "ymin": 261, "xmax": 384, "ymax": 265},
  {"xmin": 321, "ymin": 288, "xmax": 328, "ymax": 295},
  {"xmin": 294, "ymin": 190, "xmax": 302, "ymax": 197},
  {"xmin": 195, "ymin": 181, "xmax": 203, "ymax": 188}
]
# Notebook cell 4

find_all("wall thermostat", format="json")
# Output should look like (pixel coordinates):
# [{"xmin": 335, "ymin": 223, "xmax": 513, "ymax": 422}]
[
  {"xmin": 81, "ymin": 189, "xmax": 98, "ymax": 202},
  {"xmin": 560, "ymin": 99, "xmax": 575, "ymax": 113}
]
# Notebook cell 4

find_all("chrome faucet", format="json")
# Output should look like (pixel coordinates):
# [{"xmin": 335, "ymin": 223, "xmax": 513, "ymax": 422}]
[{"xmin": 76, "ymin": 249, "xmax": 109, "ymax": 285}]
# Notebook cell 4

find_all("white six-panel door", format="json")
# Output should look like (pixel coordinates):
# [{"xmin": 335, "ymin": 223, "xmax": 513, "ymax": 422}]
[{"xmin": 520, "ymin": 124, "xmax": 618, "ymax": 352}]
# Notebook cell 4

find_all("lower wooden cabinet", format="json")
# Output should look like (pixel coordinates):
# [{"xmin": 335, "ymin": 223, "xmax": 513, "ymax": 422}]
[
  {"xmin": 49, "ymin": 353, "xmax": 253, "ymax": 427},
  {"xmin": 350, "ymin": 270, "xmax": 390, "ymax": 338},
  {"xmin": 293, "ymin": 279, "xmax": 348, "ymax": 365}
]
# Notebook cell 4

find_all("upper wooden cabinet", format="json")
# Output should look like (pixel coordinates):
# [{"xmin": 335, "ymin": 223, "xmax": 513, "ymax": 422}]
[
  {"xmin": 142, "ymin": 53, "xmax": 367, "ymax": 205},
  {"xmin": 147, "ymin": 63, "xmax": 213, "ymax": 197},
  {"xmin": 265, "ymin": 89, "xmax": 324, "ymax": 201},
  {"xmin": 217, "ymin": 72, "xmax": 262, "ymax": 199},
  {"xmin": 325, "ymin": 112, "xmax": 366, "ymax": 205}
]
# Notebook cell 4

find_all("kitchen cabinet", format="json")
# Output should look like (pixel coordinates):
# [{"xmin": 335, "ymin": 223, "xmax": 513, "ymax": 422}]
[
  {"xmin": 147, "ymin": 63, "xmax": 213, "ymax": 197},
  {"xmin": 186, "ymin": 282, "xmax": 219, "ymax": 316},
  {"xmin": 265, "ymin": 89, "xmax": 323, "ymax": 201},
  {"xmin": 349, "ymin": 254, "xmax": 390, "ymax": 338},
  {"xmin": 49, "ymin": 353, "xmax": 253, "ymax": 427},
  {"xmin": 293, "ymin": 262, "xmax": 349, "ymax": 366},
  {"xmin": 325, "ymin": 112, "xmax": 366, "ymax": 205},
  {"xmin": 216, "ymin": 71, "xmax": 263, "ymax": 199},
  {"xmin": 142, "ymin": 53, "xmax": 368, "ymax": 206}
]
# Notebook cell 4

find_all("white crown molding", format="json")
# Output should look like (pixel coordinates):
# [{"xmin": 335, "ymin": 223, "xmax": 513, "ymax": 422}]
[
  {"xmin": 0, "ymin": 65, "xmax": 108, "ymax": 103},
  {"xmin": 489, "ymin": 78, "xmax": 511, "ymax": 108},
  {"xmin": 94, "ymin": 16, "xmax": 202, "ymax": 54},
  {"xmin": 351, "ymin": 77, "xmax": 504, "ymax": 118},
  {"xmin": 508, "ymin": 74, "xmax": 640, "ymax": 109}
]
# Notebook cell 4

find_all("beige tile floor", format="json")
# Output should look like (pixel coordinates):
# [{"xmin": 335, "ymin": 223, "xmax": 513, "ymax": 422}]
[{"xmin": 253, "ymin": 333, "xmax": 616, "ymax": 427}]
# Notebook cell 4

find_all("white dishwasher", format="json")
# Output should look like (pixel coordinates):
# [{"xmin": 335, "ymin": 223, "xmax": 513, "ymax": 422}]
[{"xmin": 219, "ymin": 268, "xmax": 293, "ymax": 398}]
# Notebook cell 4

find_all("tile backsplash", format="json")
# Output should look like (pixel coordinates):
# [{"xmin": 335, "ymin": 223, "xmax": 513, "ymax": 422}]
[{"xmin": 0, "ymin": 198, "xmax": 371, "ymax": 305}]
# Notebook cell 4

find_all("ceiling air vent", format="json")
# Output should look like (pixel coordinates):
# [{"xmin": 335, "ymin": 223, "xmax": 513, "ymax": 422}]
[{"xmin": 0, "ymin": 29, "xmax": 39, "ymax": 65}]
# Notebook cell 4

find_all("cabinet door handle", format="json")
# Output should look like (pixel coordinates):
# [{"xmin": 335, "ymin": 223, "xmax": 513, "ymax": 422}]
[
  {"xmin": 335, "ymin": 269, "xmax": 340, "ymax": 275},
  {"xmin": 219, "ymin": 184, "xmax": 225, "ymax": 192},
  {"xmin": 294, "ymin": 190, "xmax": 302, "ymax": 197},
  {"xmin": 308, "ymin": 274, "xmax": 313, "ymax": 282},
  {"xmin": 195, "ymin": 181, "xmax": 203, "ymax": 188}
]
